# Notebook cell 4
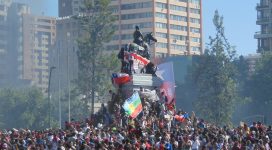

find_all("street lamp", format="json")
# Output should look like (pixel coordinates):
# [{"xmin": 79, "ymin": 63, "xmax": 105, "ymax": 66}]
[
  {"xmin": 67, "ymin": 32, "xmax": 71, "ymax": 123},
  {"xmin": 48, "ymin": 66, "xmax": 56, "ymax": 128}
]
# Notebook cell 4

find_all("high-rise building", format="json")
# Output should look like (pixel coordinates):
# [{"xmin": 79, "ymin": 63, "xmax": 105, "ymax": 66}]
[
  {"xmin": 21, "ymin": 15, "xmax": 56, "ymax": 92},
  {"xmin": 3, "ymin": 2, "xmax": 31, "ymax": 87},
  {"xmin": 0, "ymin": 0, "xmax": 11, "ymax": 86},
  {"xmin": 0, "ymin": 2, "xmax": 56, "ymax": 92},
  {"xmin": 58, "ymin": 0, "xmax": 203, "ymax": 57},
  {"xmin": 254, "ymin": 0, "xmax": 272, "ymax": 52}
]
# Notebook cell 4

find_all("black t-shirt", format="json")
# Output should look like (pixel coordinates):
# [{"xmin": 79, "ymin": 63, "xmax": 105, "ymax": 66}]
[{"xmin": 250, "ymin": 126, "xmax": 258, "ymax": 132}]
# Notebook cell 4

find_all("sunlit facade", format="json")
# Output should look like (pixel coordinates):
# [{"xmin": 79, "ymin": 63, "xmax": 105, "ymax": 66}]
[
  {"xmin": 110, "ymin": 0, "xmax": 203, "ymax": 58},
  {"xmin": 58, "ymin": 0, "xmax": 203, "ymax": 58},
  {"xmin": 22, "ymin": 15, "xmax": 56, "ymax": 92}
]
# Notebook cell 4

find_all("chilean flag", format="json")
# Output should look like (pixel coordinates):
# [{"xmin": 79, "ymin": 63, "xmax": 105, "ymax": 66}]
[
  {"xmin": 111, "ymin": 73, "xmax": 131, "ymax": 85},
  {"xmin": 174, "ymin": 115, "xmax": 185, "ymax": 122},
  {"xmin": 174, "ymin": 114, "xmax": 189, "ymax": 122},
  {"xmin": 156, "ymin": 62, "xmax": 176, "ymax": 104},
  {"xmin": 130, "ymin": 53, "xmax": 150, "ymax": 65}
]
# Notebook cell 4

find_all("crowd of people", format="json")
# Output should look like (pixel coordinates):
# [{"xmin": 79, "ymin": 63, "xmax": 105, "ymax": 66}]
[{"xmin": 1, "ymin": 91, "xmax": 272, "ymax": 150}]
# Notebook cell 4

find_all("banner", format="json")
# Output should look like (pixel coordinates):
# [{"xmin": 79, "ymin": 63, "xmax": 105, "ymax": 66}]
[
  {"xmin": 122, "ymin": 92, "xmax": 142, "ymax": 119},
  {"xmin": 111, "ymin": 73, "xmax": 131, "ymax": 85},
  {"xmin": 130, "ymin": 53, "xmax": 150, "ymax": 65},
  {"xmin": 156, "ymin": 62, "xmax": 176, "ymax": 104}
]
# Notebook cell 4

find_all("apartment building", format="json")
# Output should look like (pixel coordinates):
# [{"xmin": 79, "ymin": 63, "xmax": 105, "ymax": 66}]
[
  {"xmin": 3, "ymin": 2, "xmax": 31, "ymax": 87},
  {"xmin": 22, "ymin": 15, "xmax": 56, "ymax": 92},
  {"xmin": 58, "ymin": 0, "xmax": 203, "ymax": 58},
  {"xmin": 254, "ymin": 0, "xmax": 272, "ymax": 52},
  {"xmin": 0, "ymin": 0, "xmax": 11, "ymax": 86},
  {"xmin": 0, "ymin": 1, "xmax": 56, "ymax": 92}
]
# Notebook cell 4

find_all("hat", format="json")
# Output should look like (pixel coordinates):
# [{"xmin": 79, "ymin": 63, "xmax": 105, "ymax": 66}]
[{"xmin": 2, "ymin": 143, "xmax": 8, "ymax": 148}]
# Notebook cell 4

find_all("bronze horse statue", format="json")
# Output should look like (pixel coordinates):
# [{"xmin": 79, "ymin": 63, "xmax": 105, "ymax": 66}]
[{"xmin": 127, "ymin": 32, "xmax": 157, "ymax": 59}]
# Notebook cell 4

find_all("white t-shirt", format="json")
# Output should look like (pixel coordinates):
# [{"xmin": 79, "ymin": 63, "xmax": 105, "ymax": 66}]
[{"xmin": 192, "ymin": 139, "xmax": 200, "ymax": 150}]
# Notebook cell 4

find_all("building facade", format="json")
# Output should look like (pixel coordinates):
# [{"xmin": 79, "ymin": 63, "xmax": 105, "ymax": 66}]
[
  {"xmin": 58, "ymin": 0, "xmax": 203, "ymax": 58},
  {"xmin": 50, "ymin": 16, "xmax": 79, "ymax": 92},
  {"xmin": 59, "ymin": 0, "xmax": 79, "ymax": 17},
  {"xmin": 0, "ymin": 2, "xmax": 56, "ymax": 92},
  {"xmin": 22, "ymin": 15, "xmax": 56, "ymax": 92},
  {"xmin": 254, "ymin": 0, "xmax": 272, "ymax": 52},
  {"xmin": 3, "ymin": 2, "xmax": 31, "ymax": 87},
  {"xmin": 0, "ymin": 0, "xmax": 11, "ymax": 86}
]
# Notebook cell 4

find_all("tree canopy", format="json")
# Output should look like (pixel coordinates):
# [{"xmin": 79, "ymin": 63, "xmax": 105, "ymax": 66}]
[
  {"xmin": 192, "ymin": 10, "xmax": 237, "ymax": 125},
  {"xmin": 75, "ymin": 0, "xmax": 119, "ymax": 114}
]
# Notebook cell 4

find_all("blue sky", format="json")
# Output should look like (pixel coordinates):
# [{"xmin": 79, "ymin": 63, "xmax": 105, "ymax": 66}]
[
  {"xmin": 37, "ymin": 0, "xmax": 259, "ymax": 56},
  {"xmin": 203, "ymin": 0, "xmax": 259, "ymax": 55}
]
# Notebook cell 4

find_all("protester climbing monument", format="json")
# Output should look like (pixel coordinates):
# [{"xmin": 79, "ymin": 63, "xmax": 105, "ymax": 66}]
[{"xmin": 112, "ymin": 26, "xmax": 176, "ymax": 121}]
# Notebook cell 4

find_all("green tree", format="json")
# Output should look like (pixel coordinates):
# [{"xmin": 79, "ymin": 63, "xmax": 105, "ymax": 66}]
[
  {"xmin": 75, "ymin": 0, "xmax": 118, "ymax": 114},
  {"xmin": 248, "ymin": 52, "xmax": 272, "ymax": 119},
  {"xmin": 0, "ymin": 88, "xmax": 49, "ymax": 129},
  {"xmin": 192, "ymin": 10, "xmax": 237, "ymax": 125}
]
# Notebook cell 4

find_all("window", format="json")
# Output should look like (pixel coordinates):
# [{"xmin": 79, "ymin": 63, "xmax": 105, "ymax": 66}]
[
  {"xmin": 156, "ymin": 2, "xmax": 167, "ymax": 9},
  {"xmin": 189, "ymin": 0, "xmax": 200, "ymax": 4},
  {"xmin": 121, "ymin": 12, "xmax": 153, "ymax": 20},
  {"xmin": 121, "ymin": 34, "xmax": 132, "ymax": 40},
  {"xmin": 170, "ymin": 34, "xmax": 187, "ymax": 41},
  {"xmin": 156, "ymin": 42, "xmax": 168, "ymax": 48},
  {"xmin": 37, "ymin": 25, "xmax": 51, "ymax": 30},
  {"xmin": 110, "ymin": 5, "xmax": 119, "ymax": 13},
  {"xmin": 190, "ymin": 18, "xmax": 200, "ymax": 24},
  {"xmin": 192, "ymin": 37, "xmax": 200, "ymax": 42},
  {"xmin": 190, "ymin": 27, "xmax": 200, "ymax": 33},
  {"xmin": 175, "ymin": 0, "xmax": 188, "ymax": 2},
  {"xmin": 121, "ymin": 22, "xmax": 152, "ymax": 30},
  {"xmin": 155, "ymin": 22, "xmax": 167, "ymax": 29},
  {"xmin": 190, "ymin": 8, "xmax": 200, "ymax": 14},
  {"xmin": 156, "ymin": 12, "xmax": 167, "ymax": 19},
  {"xmin": 112, "ymin": 35, "xmax": 119, "ymax": 41},
  {"xmin": 169, "ymin": 5, "xmax": 187, "ymax": 12},
  {"xmin": 121, "ymin": 2, "xmax": 152, "ymax": 10},
  {"xmin": 171, "ymin": 44, "xmax": 186, "ymax": 50},
  {"xmin": 170, "ymin": 14, "xmax": 187, "ymax": 22},
  {"xmin": 170, "ymin": 24, "xmax": 187, "ymax": 31},
  {"xmin": 156, "ymin": 32, "xmax": 168, "ymax": 38},
  {"xmin": 191, "ymin": 46, "xmax": 201, "ymax": 51},
  {"xmin": 37, "ymin": 19, "xmax": 51, "ymax": 23}
]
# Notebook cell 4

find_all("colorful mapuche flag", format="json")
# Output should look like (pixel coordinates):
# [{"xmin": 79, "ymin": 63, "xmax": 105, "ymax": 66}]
[{"xmin": 122, "ymin": 92, "xmax": 142, "ymax": 119}]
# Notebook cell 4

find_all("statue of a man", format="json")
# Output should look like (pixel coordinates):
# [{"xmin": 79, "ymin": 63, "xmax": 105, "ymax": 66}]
[{"xmin": 133, "ymin": 26, "xmax": 144, "ymax": 46}]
